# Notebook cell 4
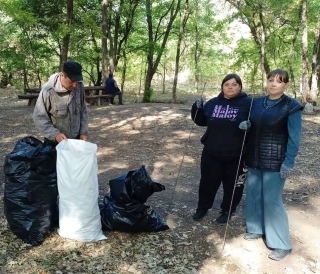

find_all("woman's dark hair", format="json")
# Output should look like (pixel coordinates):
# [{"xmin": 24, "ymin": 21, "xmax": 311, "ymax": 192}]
[
  {"xmin": 267, "ymin": 69, "xmax": 289, "ymax": 83},
  {"xmin": 221, "ymin": 73, "xmax": 242, "ymax": 92}
]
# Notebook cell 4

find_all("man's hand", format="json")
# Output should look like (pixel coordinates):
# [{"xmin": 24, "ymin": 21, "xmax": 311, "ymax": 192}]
[
  {"xmin": 239, "ymin": 121, "xmax": 251, "ymax": 131},
  {"xmin": 195, "ymin": 98, "xmax": 203, "ymax": 109},
  {"xmin": 55, "ymin": 133, "xmax": 67, "ymax": 143},
  {"xmin": 80, "ymin": 134, "xmax": 87, "ymax": 141},
  {"xmin": 280, "ymin": 164, "xmax": 292, "ymax": 179}
]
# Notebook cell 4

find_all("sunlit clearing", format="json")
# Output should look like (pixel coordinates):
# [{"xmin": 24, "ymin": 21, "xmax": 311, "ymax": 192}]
[
  {"xmin": 97, "ymin": 147, "xmax": 116, "ymax": 155},
  {"xmin": 124, "ymin": 130, "xmax": 140, "ymax": 135},
  {"xmin": 141, "ymin": 115, "xmax": 158, "ymax": 122},
  {"xmin": 172, "ymin": 130, "xmax": 191, "ymax": 140},
  {"xmin": 98, "ymin": 163, "xmax": 129, "ymax": 174},
  {"xmin": 304, "ymin": 116, "xmax": 320, "ymax": 123},
  {"xmin": 3, "ymin": 134, "xmax": 30, "ymax": 143},
  {"xmin": 154, "ymin": 161, "xmax": 166, "ymax": 168},
  {"xmin": 168, "ymin": 154, "xmax": 183, "ymax": 164},
  {"xmin": 180, "ymin": 155, "xmax": 195, "ymax": 164},
  {"xmin": 118, "ymin": 140, "xmax": 130, "ymax": 145},
  {"xmin": 163, "ymin": 142, "xmax": 183, "ymax": 150},
  {"xmin": 93, "ymin": 117, "xmax": 111, "ymax": 124}
]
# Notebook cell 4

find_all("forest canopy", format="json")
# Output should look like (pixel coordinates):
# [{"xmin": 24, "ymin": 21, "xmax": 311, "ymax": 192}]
[{"xmin": 0, "ymin": 0, "xmax": 319, "ymax": 104}]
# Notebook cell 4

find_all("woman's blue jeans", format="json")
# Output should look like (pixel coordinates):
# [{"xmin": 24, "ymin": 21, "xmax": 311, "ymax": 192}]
[{"xmin": 246, "ymin": 168, "xmax": 292, "ymax": 250}]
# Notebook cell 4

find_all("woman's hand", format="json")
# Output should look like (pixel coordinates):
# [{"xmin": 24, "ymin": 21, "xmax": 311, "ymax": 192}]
[
  {"xmin": 195, "ymin": 98, "xmax": 203, "ymax": 108},
  {"xmin": 239, "ymin": 121, "xmax": 251, "ymax": 131},
  {"xmin": 280, "ymin": 164, "xmax": 292, "ymax": 179}
]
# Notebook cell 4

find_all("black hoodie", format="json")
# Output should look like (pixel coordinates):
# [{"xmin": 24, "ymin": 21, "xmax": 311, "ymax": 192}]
[{"xmin": 191, "ymin": 92, "xmax": 252, "ymax": 158}]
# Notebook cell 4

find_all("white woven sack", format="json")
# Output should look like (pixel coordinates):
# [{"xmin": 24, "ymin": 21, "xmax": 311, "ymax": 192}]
[{"xmin": 56, "ymin": 139, "xmax": 106, "ymax": 242}]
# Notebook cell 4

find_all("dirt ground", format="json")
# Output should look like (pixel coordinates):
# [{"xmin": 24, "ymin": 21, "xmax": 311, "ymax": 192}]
[{"xmin": 0, "ymin": 90, "xmax": 320, "ymax": 274}]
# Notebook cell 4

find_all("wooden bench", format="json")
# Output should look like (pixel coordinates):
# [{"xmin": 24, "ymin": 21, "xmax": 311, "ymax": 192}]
[
  {"xmin": 84, "ymin": 86, "xmax": 117, "ymax": 106},
  {"xmin": 85, "ymin": 94, "xmax": 115, "ymax": 106},
  {"xmin": 25, "ymin": 88, "xmax": 41, "ymax": 94},
  {"xmin": 18, "ymin": 94, "xmax": 39, "ymax": 106},
  {"xmin": 19, "ymin": 85, "xmax": 115, "ymax": 106}
]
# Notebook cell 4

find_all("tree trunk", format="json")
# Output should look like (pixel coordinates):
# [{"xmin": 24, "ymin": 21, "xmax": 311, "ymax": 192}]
[
  {"xmin": 259, "ymin": 8, "xmax": 268, "ymax": 92},
  {"xmin": 194, "ymin": 25, "xmax": 200, "ymax": 93},
  {"xmin": 172, "ymin": 0, "xmax": 189, "ymax": 103},
  {"xmin": 120, "ymin": 48, "xmax": 127, "ymax": 92},
  {"xmin": 108, "ymin": 0, "xmax": 139, "ymax": 75},
  {"xmin": 139, "ymin": 56, "xmax": 144, "ymax": 95},
  {"xmin": 0, "ymin": 67, "xmax": 9, "ymax": 88},
  {"xmin": 309, "ymin": 14, "xmax": 320, "ymax": 105},
  {"xmin": 60, "ymin": 0, "xmax": 73, "ymax": 70},
  {"xmin": 162, "ymin": 64, "xmax": 166, "ymax": 94},
  {"xmin": 301, "ymin": 0, "xmax": 310, "ymax": 105},
  {"xmin": 288, "ymin": 25, "xmax": 300, "ymax": 98},
  {"xmin": 102, "ymin": 0, "xmax": 109, "ymax": 82},
  {"xmin": 143, "ymin": 0, "xmax": 181, "ymax": 102}
]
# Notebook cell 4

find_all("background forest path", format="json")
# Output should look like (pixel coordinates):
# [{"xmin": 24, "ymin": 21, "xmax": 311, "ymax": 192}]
[{"xmin": 0, "ymin": 90, "xmax": 320, "ymax": 274}]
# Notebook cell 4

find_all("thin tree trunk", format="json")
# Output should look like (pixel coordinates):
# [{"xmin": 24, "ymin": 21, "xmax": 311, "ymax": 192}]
[
  {"xmin": 259, "ymin": 8, "xmax": 268, "ymax": 92},
  {"xmin": 301, "ymin": 0, "xmax": 310, "ymax": 104},
  {"xmin": 143, "ymin": 0, "xmax": 181, "ymax": 102},
  {"xmin": 139, "ymin": 56, "xmax": 144, "ymax": 95},
  {"xmin": 172, "ymin": 0, "xmax": 189, "ymax": 103},
  {"xmin": 0, "ymin": 67, "xmax": 9, "ymax": 88},
  {"xmin": 288, "ymin": 6, "xmax": 301, "ymax": 99},
  {"xmin": 60, "ymin": 0, "xmax": 73, "ymax": 70},
  {"xmin": 163, "ymin": 64, "xmax": 166, "ymax": 94},
  {"xmin": 102, "ymin": 0, "xmax": 109, "ymax": 81},
  {"xmin": 121, "ymin": 48, "xmax": 127, "ymax": 92},
  {"xmin": 194, "ymin": 25, "xmax": 200, "ymax": 93},
  {"xmin": 310, "ymin": 14, "xmax": 320, "ymax": 105}
]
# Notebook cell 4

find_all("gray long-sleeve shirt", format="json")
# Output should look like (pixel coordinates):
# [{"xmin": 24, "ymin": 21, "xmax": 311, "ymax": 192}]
[{"xmin": 33, "ymin": 73, "xmax": 89, "ymax": 141}]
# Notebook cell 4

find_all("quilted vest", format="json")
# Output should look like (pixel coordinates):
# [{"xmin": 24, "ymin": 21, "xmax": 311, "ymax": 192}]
[{"xmin": 245, "ymin": 95, "xmax": 302, "ymax": 171}]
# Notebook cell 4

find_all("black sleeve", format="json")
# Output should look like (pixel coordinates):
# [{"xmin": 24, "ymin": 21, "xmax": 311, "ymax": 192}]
[{"xmin": 191, "ymin": 102, "xmax": 207, "ymax": 126}]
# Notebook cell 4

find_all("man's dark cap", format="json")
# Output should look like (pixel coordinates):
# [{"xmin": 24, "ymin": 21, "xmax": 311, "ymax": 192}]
[{"xmin": 63, "ymin": 61, "xmax": 83, "ymax": 81}]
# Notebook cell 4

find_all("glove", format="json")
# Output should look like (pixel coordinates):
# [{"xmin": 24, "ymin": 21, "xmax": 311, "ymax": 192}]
[
  {"xmin": 280, "ymin": 164, "xmax": 292, "ymax": 179},
  {"xmin": 195, "ymin": 98, "xmax": 203, "ymax": 109},
  {"xmin": 239, "ymin": 120, "xmax": 251, "ymax": 131}
]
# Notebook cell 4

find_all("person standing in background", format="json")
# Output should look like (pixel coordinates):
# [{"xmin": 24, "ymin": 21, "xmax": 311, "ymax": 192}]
[
  {"xmin": 191, "ymin": 74, "xmax": 252, "ymax": 223},
  {"xmin": 243, "ymin": 69, "xmax": 303, "ymax": 261}
]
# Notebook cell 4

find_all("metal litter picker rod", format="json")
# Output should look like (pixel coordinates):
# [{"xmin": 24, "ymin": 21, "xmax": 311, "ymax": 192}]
[
  {"xmin": 166, "ymin": 83, "xmax": 207, "ymax": 216},
  {"xmin": 221, "ymin": 97, "xmax": 254, "ymax": 255}
]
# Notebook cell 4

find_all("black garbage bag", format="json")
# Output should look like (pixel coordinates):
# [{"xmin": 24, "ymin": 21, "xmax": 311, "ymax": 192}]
[
  {"xmin": 109, "ymin": 165, "xmax": 165, "ymax": 204},
  {"xmin": 3, "ymin": 136, "xmax": 59, "ymax": 246},
  {"xmin": 127, "ymin": 165, "xmax": 166, "ymax": 204},
  {"xmin": 100, "ymin": 165, "xmax": 169, "ymax": 232}
]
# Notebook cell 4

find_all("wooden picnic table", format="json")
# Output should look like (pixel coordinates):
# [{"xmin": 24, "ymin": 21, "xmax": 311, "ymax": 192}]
[
  {"xmin": 25, "ymin": 86, "xmax": 105, "ymax": 94},
  {"xmin": 20, "ymin": 85, "xmax": 113, "ymax": 106},
  {"xmin": 84, "ymin": 86, "xmax": 115, "ymax": 106},
  {"xmin": 25, "ymin": 88, "xmax": 40, "ymax": 94}
]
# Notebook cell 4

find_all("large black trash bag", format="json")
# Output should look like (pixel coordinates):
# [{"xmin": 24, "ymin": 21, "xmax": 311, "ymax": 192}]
[
  {"xmin": 3, "ymin": 136, "xmax": 59, "ymax": 246},
  {"xmin": 100, "ymin": 165, "xmax": 169, "ymax": 232},
  {"xmin": 109, "ymin": 166, "xmax": 165, "ymax": 204}
]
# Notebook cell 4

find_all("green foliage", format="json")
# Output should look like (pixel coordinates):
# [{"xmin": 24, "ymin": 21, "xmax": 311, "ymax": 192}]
[{"xmin": 0, "ymin": 0, "xmax": 318, "ymax": 98}]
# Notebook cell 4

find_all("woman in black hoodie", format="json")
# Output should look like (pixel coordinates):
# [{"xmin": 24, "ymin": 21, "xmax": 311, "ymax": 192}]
[{"xmin": 191, "ymin": 74, "xmax": 252, "ymax": 223}]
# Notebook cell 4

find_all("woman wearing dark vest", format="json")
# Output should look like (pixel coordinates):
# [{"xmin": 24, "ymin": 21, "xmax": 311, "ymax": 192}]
[
  {"xmin": 243, "ymin": 69, "xmax": 303, "ymax": 261},
  {"xmin": 191, "ymin": 74, "xmax": 252, "ymax": 223}
]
